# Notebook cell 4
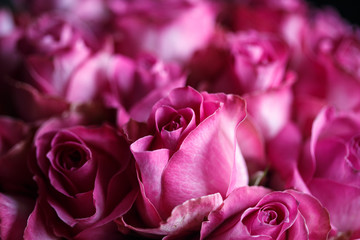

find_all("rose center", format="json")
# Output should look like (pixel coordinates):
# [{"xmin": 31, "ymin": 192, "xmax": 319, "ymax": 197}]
[
  {"xmin": 258, "ymin": 206, "xmax": 284, "ymax": 225},
  {"xmin": 261, "ymin": 210, "xmax": 278, "ymax": 225},
  {"xmin": 164, "ymin": 115, "xmax": 182, "ymax": 132},
  {"xmin": 61, "ymin": 148, "xmax": 87, "ymax": 170}
]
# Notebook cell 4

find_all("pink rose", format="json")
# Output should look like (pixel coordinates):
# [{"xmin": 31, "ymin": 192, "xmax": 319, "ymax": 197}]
[
  {"xmin": 188, "ymin": 30, "xmax": 289, "ymax": 94},
  {"xmin": 66, "ymin": 51, "xmax": 185, "ymax": 126},
  {"xmin": 110, "ymin": 0, "xmax": 217, "ymax": 62},
  {"xmin": 187, "ymin": 30, "xmax": 294, "ymax": 139},
  {"xmin": 292, "ymin": 9, "xmax": 360, "ymax": 135},
  {"xmin": 268, "ymin": 107, "xmax": 360, "ymax": 238},
  {"xmin": 304, "ymin": 107, "xmax": 360, "ymax": 238},
  {"xmin": 0, "ymin": 13, "xmax": 91, "ymax": 121},
  {"xmin": 118, "ymin": 87, "xmax": 248, "ymax": 238},
  {"xmin": 201, "ymin": 186, "xmax": 331, "ymax": 240},
  {"xmin": 25, "ymin": 115, "xmax": 138, "ymax": 239},
  {"xmin": 16, "ymin": 13, "xmax": 91, "ymax": 96}
]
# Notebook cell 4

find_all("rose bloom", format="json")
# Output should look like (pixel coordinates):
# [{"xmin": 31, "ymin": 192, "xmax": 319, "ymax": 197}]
[
  {"xmin": 0, "ymin": 13, "xmax": 91, "ymax": 122},
  {"xmin": 66, "ymin": 51, "xmax": 185, "ymax": 126},
  {"xmin": 305, "ymin": 107, "xmax": 360, "ymax": 239},
  {"xmin": 117, "ymin": 87, "xmax": 248, "ymax": 238},
  {"xmin": 267, "ymin": 107, "xmax": 360, "ymax": 239},
  {"xmin": 109, "ymin": 0, "xmax": 217, "ymax": 62},
  {"xmin": 187, "ymin": 30, "xmax": 294, "ymax": 140},
  {"xmin": 24, "ymin": 114, "xmax": 138, "ymax": 239},
  {"xmin": 200, "ymin": 186, "xmax": 331, "ymax": 239},
  {"xmin": 292, "ymin": 9, "xmax": 360, "ymax": 135}
]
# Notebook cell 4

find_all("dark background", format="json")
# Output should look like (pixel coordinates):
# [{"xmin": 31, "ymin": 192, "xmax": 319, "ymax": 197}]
[
  {"xmin": 0, "ymin": 0, "xmax": 359, "ymax": 26},
  {"xmin": 306, "ymin": 0, "xmax": 360, "ymax": 25}
]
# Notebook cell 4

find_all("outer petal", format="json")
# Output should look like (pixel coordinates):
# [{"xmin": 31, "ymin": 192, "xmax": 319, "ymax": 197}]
[
  {"xmin": 119, "ymin": 193, "xmax": 223, "ymax": 239},
  {"xmin": 0, "ymin": 193, "xmax": 35, "ymax": 240},
  {"xmin": 245, "ymin": 74, "xmax": 294, "ymax": 139},
  {"xmin": 7, "ymin": 81, "xmax": 69, "ymax": 122},
  {"xmin": 285, "ymin": 214, "xmax": 308, "ymax": 240},
  {"xmin": 286, "ymin": 190, "xmax": 331, "ymax": 240},
  {"xmin": 200, "ymin": 186, "xmax": 271, "ymax": 240},
  {"xmin": 160, "ymin": 193, "xmax": 223, "ymax": 238},
  {"xmin": 236, "ymin": 116, "xmax": 266, "ymax": 175},
  {"xmin": 310, "ymin": 107, "xmax": 360, "ymax": 185},
  {"xmin": 24, "ymin": 195, "xmax": 61, "ymax": 240},
  {"xmin": 309, "ymin": 178, "xmax": 360, "ymax": 234},
  {"xmin": 131, "ymin": 135, "xmax": 171, "ymax": 218},
  {"xmin": 268, "ymin": 123, "xmax": 309, "ymax": 192}
]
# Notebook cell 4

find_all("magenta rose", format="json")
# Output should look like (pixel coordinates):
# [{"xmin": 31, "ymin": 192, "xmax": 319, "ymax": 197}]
[
  {"xmin": 66, "ymin": 52, "xmax": 185, "ymax": 126},
  {"xmin": 303, "ymin": 107, "xmax": 360, "ymax": 238},
  {"xmin": 188, "ymin": 30, "xmax": 289, "ymax": 94},
  {"xmin": 16, "ymin": 13, "xmax": 91, "ymax": 96},
  {"xmin": 268, "ymin": 107, "xmax": 360, "ymax": 238},
  {"xmin": 118, "ymin": 87, "xmax": 248, "ymax": 238},
  {"xmin": 292, "ymin": 9, "xmax": 360, "ymax": 135},
  {"xmin": 1, "ymin": 13, "xmax": 92, "ymax": 122},
  {"xmin": 201, "ymin": 186, "xmax": 331, "ymax": 240},
  {"xmin": 24, "ymin": 115, "xmax": 138, "ymax": 239},
  {"xmin": 187, "ymin": 30, "xmax": 294, "ymax": 139},
  {"xmin": 109, "ymin": 0, "xmax": 217, "ymax": 62}
]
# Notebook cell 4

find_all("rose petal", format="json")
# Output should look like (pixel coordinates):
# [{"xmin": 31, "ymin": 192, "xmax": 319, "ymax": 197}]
[
  {"xmin": 160, "ymin": 193, "xmax": 223, "ymax": 237},
  {"xmin": 200, "ymin": 186, "xmax": 271, "ymax": 239},
  {"xmin": 309, "ymin": 178, "xmax": 360, "ymax": 233},
  {"xmin": 286, "ymin": 189, "xmax": 331, "ymax": 240},
  {"xmin": 131, "ymin": 135, "xmax": 171, "ymax": 217},
  {"xmin": 0, "ymin": 193, "xmax": 35, "ymax": 240}
]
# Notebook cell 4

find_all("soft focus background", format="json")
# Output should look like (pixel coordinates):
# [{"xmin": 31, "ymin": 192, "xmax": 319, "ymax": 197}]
[
  {"xmin": 0, "ymin": 0, "xmax": 359, "ymax": 25},
  {"xmin": 307, "ymin": 0, "xmax": 360, "ymax": 25}
]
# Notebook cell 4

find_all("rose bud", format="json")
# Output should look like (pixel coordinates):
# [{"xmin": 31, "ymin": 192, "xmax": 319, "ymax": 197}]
[{"xmin": 117, "ymin": 87, "xmax": 248, "ymax": 238}]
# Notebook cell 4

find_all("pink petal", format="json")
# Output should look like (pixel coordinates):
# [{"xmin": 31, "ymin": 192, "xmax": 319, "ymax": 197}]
[
  {"xmin": 160, "ymin": 193, "xmax": 223, "ymax": 237},
  {"xmin": 309, "ymin": 178, "xmax": 360, "ymax": 233},
  {"xmin": 286, "ymin": 190, "xmax": 331, "ymax": 240},
  {"xmin": 0, "ymin": 193, "xmax": 35, "ymax": 240},
  {"xmin": 131, "ymin": 135, "xmax": 171, "ymax": 216},
  {"xmin": 201, "ymin": 186, "xmax": 271, "ymax": 239}
]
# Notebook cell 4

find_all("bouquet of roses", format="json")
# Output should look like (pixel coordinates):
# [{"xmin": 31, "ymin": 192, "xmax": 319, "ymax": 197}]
[{"xmin": 1, "ymin": 0, "xmax": 359, "ymax": 239}]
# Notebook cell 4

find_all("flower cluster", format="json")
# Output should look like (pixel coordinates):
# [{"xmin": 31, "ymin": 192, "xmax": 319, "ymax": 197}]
[{"xmin": 0, "ymin": 0, "xmax": 359, "ymax": 239}]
